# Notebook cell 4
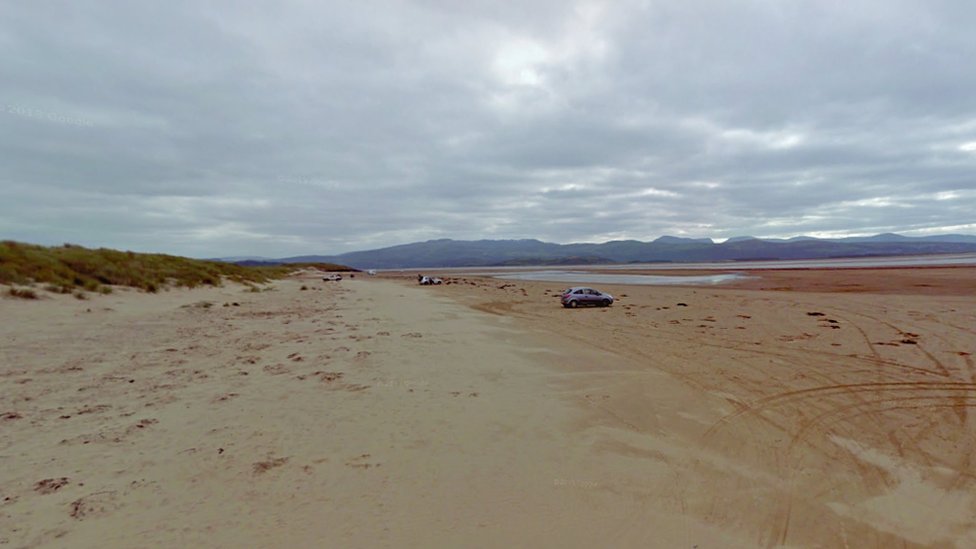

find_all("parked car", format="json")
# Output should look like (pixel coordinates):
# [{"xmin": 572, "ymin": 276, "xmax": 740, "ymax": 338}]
[
  {"xmin": 323, "ymin": 273, "xmax": 342, "ymax": 281},
  {"xmin": 561, "ymin": 287, "xmax": 613, "ymax": 308}
]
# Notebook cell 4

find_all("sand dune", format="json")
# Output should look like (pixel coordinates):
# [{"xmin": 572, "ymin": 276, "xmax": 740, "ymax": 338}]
[{"xmin": 2, "ymin": 269, "xmax": 975, "ymax": 547}]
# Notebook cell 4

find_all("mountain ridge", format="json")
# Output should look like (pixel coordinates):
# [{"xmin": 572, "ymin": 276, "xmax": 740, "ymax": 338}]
[{"xmin": 218, "ymin": 233, "xmax": 976, "ymax": 269}]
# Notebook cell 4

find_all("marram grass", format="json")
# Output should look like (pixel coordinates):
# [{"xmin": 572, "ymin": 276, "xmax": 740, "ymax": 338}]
[{"xmin": 0, "ymin": 241, "xmax": 350, "ymax": 295}]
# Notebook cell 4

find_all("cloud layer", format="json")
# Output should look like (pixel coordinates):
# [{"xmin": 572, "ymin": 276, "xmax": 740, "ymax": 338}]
[{"xmin": 2, "ymin": 0, "xmax": 974, "ymax": 256}]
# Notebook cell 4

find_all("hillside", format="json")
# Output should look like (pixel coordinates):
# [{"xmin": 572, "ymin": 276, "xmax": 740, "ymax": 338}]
[{"xmin": 259, "ymin": 233, "xmax": 976, "ymax": 269}]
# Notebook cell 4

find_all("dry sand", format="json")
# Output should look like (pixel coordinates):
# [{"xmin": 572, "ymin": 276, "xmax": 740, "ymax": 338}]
[{"xmin": 2, "ymin": 267, "xmax": 975, "ymax": 548}]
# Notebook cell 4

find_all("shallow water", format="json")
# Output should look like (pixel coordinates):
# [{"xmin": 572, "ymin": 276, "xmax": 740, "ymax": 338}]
[
  {"xmin": 494, "ymin": 270, "xmax": 750, "ymax": 286},
  {"xmin": 414, "ymin": 253, "xmax": 976, "ymax": 276},
  {"xmin": 590, "ymin": 253, "xmax": 976, "ymax": 270}
]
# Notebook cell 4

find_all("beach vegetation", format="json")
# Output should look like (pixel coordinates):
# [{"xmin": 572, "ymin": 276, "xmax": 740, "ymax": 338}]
[
  {"xmin": 7, "ymin": 287, "xmax": 38, "ymax": 299},
  {"xmin": 0, "ymin": 241, "xmax": 352, "ymax": 294}
]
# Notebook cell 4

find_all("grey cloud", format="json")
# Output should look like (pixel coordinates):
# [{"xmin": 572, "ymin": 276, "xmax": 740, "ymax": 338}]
[{"xmin": 1, "ymin": 0, "xmax": 974, "ymax": 257}]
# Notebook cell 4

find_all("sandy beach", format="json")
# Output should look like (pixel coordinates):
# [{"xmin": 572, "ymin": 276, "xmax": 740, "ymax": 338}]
[{"xmin": 3, "ymin": 268, "xmax": 975, "ymax": 547}]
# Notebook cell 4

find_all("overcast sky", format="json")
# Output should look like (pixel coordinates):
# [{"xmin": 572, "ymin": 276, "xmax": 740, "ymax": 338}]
[{"xmin": 2, "ymin": 1, "xmax": 975, "ymax": 257}]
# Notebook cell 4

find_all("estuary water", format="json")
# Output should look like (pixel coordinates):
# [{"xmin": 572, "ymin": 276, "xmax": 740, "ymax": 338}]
[
  {"xmin": 493, "ymin": 271, "xmax": 750, "ymax": 286},
  {"xmin": 473, "ymin": 253, "xmax": 976, "ymax": 286},
  {"xmin": 589, "ymin": 253, "xmax": 976, "ymax": 270}
]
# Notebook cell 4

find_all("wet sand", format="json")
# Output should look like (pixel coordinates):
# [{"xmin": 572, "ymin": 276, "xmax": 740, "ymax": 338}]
[{"xmin": 2, "ymin": 267, "xmax": 975, "ymax": 547}]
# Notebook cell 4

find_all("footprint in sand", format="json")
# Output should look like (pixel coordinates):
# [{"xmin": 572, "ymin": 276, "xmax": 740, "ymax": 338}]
[
  {"xmin": 345, "ymin": 454, "xmax": 380, "ymax": 469},
  {"xmin": 34, "ymin": 478, "xmax": 70, "ymax": 494},
  {"xmin": 70, "ymin": 491, "xmax": 120, "ymax": 519},
  {"xmin": 263, "ymin": 363, "xmax": 291, "ymax": 375},
  {"xmin": 296, "ymin": 371, "xmax": 345, "ymax": 383},
  {"xmin": 76, "ymin": 404, "xmax": 111, "ymax": 416},
  {"xmin": 131, "ymin": 418, "xmax": 158, "ymax": 430},
  {"xmin": 252, "ymin": 457, "xmax": 289, "ymax": 475},
  {"xmin": 317, "ymin": 371, "xmax": 344, "ymax": 382}
]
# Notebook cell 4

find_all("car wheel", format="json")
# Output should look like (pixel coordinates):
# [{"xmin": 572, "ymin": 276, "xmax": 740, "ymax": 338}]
[
  {"xmin": 567, "ymin": 300, "xmax": 578, "ymax": 308},
  {"xmin": 602, "ymin": 299, "xmax": 611, "ymax": 307}
]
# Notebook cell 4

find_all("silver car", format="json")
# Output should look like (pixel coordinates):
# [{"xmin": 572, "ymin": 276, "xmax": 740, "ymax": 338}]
[{"xmin": 560, "ymin": 287, "xmax": 614, "ymax": 308}]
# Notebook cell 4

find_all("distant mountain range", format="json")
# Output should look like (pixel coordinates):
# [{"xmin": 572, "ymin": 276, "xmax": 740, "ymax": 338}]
[{"xmin": 217, "ymin": 233, "xmax": 976, "ymax": 269}]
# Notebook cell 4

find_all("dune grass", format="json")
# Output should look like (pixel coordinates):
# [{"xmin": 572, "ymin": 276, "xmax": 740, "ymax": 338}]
[
  {"xmin": 0, "ymin": 241, "xmax": 351, "ymax": 295},
  {"xmin": 7, "ymin": 287, "xmax": 38, "ymax": 299}
]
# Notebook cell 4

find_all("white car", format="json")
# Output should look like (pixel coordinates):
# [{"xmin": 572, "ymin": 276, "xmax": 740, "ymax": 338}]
[{"xmin": 323, "ymin": 274, "xmax": 343, "ymax": 282}]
